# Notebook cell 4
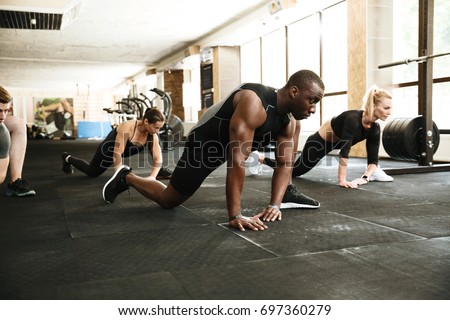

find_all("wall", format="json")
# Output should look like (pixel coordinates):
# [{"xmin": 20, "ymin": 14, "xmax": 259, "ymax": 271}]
[
  {"xmin": 164, "ymin": 70, "xmax": 184, "ymax": 121},
  {"xmin": 8, "ymin": 87, "xmax": 120, "ymax": 134},
  {"xmin": 213, "ymin": 46, "xmax": 241, "ymax": 103}
]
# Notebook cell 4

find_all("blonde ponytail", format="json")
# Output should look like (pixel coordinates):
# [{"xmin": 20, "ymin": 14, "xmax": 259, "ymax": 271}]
[{"xmin": 362, "ymin": 85, "xmax": 392, "ymax": 122}]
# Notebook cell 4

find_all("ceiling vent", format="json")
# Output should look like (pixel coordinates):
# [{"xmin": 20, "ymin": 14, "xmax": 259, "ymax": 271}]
[{"xmin": 0, "ymin": 0, "xmax": 81, "ymax": 30}]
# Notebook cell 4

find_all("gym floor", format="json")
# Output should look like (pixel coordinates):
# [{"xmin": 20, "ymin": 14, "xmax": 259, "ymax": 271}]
[{"xmin": 1, "ymin": 139, "xmax": 449, "ymax": 299}]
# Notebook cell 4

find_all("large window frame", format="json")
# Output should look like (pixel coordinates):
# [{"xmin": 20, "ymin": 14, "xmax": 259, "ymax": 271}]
[
  {"xmin": 240, "ymin": 0, "xmax": 348, "ymax": 134},
  {"xmin": 391, "ymin": 0, "xmax": 450, "ymax": 131}
]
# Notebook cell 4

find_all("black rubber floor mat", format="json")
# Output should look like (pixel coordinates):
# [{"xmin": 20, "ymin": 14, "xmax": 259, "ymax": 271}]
[
  {"xmin": 54, "ymin": 272, "xmax": 190, "ymax": 299},
  {"xmin": 173, "ymin": 243, "xmax": 449, "ymax": 299},
  {"xmin": 3, "ymin": 141, "xmax": 449, "ymax": 300},
  {"xmin": 69, "ymin": 225, "xmax": 274, "ymax": 281},
  {"xmin": 1, "ymin": 224, "xmax": 275, "ymax": 299},
  {"xmin": 221, "ymin": 211, "xmax": 423, "ymax": 256},
  {"xmin": 344, "ymin": 236, "xmax": 450, "ymax": 299},
  {"xmin": 0, "ymin": 209, "xmax": 68, "ymax": 243},
  {"xmin": 0, "ymin": 237, "xmax": 82, "ymax": 299},
  {"xmin": 63, "ymin": 195, "xmax": 210, "ymax": 238},
  {"xmin": 364, "ymin": 202, "xmax": 450, "ymax": 238}
]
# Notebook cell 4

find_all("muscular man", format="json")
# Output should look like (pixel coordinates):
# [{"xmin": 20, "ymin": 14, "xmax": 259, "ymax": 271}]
[{"xmin": 103, "ymin": 70, "xmax": 324, "ymax": 231}]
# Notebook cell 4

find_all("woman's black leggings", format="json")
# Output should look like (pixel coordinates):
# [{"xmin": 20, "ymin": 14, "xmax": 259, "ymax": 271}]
[
  {"xmin": 68, "ymin": 129, "xmax": 143, "ymax": 177},
  {"xmin": 264, "ymin": 131, "xmax": 346, "ymax": 177}
]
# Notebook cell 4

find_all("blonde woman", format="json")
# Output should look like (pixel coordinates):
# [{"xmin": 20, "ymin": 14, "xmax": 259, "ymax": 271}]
[{"xmin": 256, "ymin": 86, "xmax": 393, "ymax": 196}]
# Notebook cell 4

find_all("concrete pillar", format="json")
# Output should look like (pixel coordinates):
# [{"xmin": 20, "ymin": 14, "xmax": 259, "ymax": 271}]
[{"xmin": 347, "ymin": 0, "xmax": 368, "ymax": 157}]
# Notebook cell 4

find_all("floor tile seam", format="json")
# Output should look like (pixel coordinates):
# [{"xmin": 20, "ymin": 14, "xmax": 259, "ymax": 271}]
[
  {"xmin": 334, "ymin": 202, "xmax": 448, "ymax": 219},
  {"xmin": 178, "ymin": 204, "xmax": 232, "ymax": 225},
  {"xmin": 247, "ymin": 187, "xmax": 270, "ymax": 195},
  {"xmin": 327, "ymin": 211, "xmax": 428, "ymax": 240},
  {"xmin": 213, "ymin": 239, "xmax": 449, "ymax": 282},
  {"xmin": 339, "ymin": 242, "xmax": 449, "ymax": 280},
  {"xmin": 429, "ymin": 236, "xmax": 450, "ymax": 242},
  {"xmin": 286, "ymin": 238, "xmax": 426, "ymax": 260},
  {"xmin": 217, "ymin": 223, "xmax": 279, "ymax": 258},
  {"xmin": 348, "ymin": 186, "xmax": 407, "ymax": 199}
]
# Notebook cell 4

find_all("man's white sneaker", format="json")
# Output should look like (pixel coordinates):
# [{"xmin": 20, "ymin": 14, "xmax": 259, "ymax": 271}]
[
  {"xmin": 369, "ymin": 166, "xmax": 394, "ymax": 182},
  {"xmin": 247, "ymin": 151, "xmax": 263, "ymax": 176}
]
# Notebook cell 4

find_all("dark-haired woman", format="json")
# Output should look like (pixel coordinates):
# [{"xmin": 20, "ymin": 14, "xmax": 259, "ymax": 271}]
[{"xmin": 62, "ymin": 108, "xmax": 172, "ymax": 179}]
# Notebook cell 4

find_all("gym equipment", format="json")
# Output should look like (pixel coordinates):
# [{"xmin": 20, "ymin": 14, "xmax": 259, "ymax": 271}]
[
  {"xmin": 382, "ymin": 117, "xmax": 440, "ymax": 161},
  {"xmin": 377, "ymin": 0, "xmax": 450, "ymax": 174},
  {"xmin": 378, "ymin": 52, "xmax": 450, "ymax": 69},
  {"xmin": 103, "ymin": 88, "xmax": 184, "ymax": 150},
  {"xmin": 121, "ymin": 98, "xmax": 144, "ymax": 119},
  {"xmin": 102, "ymin": 98, "xmax": 140, "ymax": 129},
  {"xmin": 27, "ymin": 124, "xmax": 54, "ymax": 140},
  {"xmin": 139, "ymin": 92, "xmax": 156, "ymax": 108},
  {"xmin": 144, "ymin": 88, "xmax": 184, "ymax": 151}
]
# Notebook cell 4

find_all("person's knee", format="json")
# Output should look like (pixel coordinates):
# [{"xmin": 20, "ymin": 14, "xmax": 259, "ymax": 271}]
[
  {"xmin": 0, "ymin": 158, "xmax": 8, "ymax": 183},
  {"xmin": 160, "ymin": 201, "xmax": 176, "ymax": 209},
  {"xmin": 0, "ymin": 170, "xmax": 6, "ymax": 184},
  {"xmin": 157, "ymin": 185, "xmax": 188, "ymax": 209},
  {"xmin": 159, "ymin": 198, "xmax": 182, "ymax": 209}
]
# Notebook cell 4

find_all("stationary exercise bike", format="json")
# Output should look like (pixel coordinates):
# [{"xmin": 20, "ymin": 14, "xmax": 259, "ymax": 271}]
[{"xmin": 140, "ymin": 88, "xmax": 184, "ymax": 151}]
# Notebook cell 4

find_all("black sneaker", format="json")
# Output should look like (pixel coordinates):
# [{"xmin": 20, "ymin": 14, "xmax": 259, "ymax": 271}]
[
  {"xmin": 280, "ymin": 184, "xmax": 319, "ymax": 209},
  {"xmin": 102, "ymin": 165, "xmax": 131, "ymax": 203},
  {"xmin": 156, "ymin": 166, "xmax": 172, "ymax": 180},
  {"xmin": 61, "ymin": 152, "xmax": 74, "ymax": 174},
  {"xmin": 5, "ymin": 178, "xmax": 36, "ymax": 197}
]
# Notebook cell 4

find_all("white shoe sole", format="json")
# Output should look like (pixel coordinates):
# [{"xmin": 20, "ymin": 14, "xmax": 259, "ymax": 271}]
[
  {"xmin": 369, "ymin": 177, "xmax": 394, "ymax": 182},
  {"xmin": 102, "ymin": 165, "xmax": 128, "ymax": 203},
  {"xmin": 280, "ymin": 202, "xmax": 320, "ymax": 209}
]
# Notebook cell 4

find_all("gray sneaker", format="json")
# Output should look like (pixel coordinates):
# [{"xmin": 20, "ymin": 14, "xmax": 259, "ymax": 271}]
[
  {"xmin": 280, "ymin": 184, "xmax": 320, "ymax": 209},
  {"xmin": 5, "ymin": 178, "xmax": 36, "ymax": 197},
  {"xmin": 102, "ymin": 165, "xmax": 131, "ymax": 203}
]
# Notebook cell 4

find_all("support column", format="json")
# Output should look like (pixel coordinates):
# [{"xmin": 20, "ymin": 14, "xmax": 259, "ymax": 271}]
[
  {"xmin": 347, "ymin": 0, "xmax": 367, "ymax": 157},
  {"xmin": 164, "ymin": 70, "xmax": 184, "ymax": 121},
  {"xmin": 418, "ymin": 0, "xmax": 434, "ymax": 166}
]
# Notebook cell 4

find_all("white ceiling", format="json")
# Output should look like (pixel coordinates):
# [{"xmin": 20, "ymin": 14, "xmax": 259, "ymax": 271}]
[{"xmin": 0, "ymin": 0, "xmax": 278, "ymax": 92}]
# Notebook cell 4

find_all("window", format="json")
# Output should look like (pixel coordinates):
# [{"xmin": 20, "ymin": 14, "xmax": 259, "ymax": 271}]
[
  {"xmin": 261, "ymin": 28, "xmax": 287, "ymax": 88},
  {"xmin": 321, "ymin": 94, "xmax": 348, "ymax": 122},
  {"xmin": 287, "ymin": 13, "xmax": 322, "ymax": 131},
  {"xmin": 287, "ymin": 13, "xmax": 321, "ymax": 76},
  {"xmin": 432, "ymin": 0, "xmax": 450, "ymax": 79},
  {"xmin": 392, "ymin": 0, "xmax": 418, "ymax": 84},
  {"xmin": 240, "ymin": 38, "xmax": 261, "ymax": 83},
  {"xmin": 321, "ymin": 2, "xmax": 347, "ymax": 94},
  {"xmin": 392, "ymin": 0, "xmax": 450, "ymax": 130}
]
